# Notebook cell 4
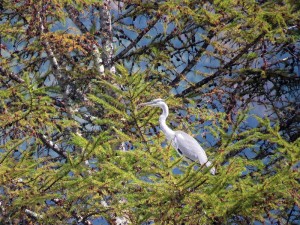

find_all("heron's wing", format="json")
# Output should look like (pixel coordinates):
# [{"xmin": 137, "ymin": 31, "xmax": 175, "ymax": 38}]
[
  {"xmin": 174, "ymin": 131, "xmax": 208, "ymax": 165},
  {"xmin": 171, "ymin": 136, "xmax": 187, "ymax": 159}
]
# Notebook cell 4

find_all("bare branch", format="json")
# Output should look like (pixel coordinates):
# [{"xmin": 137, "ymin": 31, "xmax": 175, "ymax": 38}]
[
  {"xmin": 65, "ymin": 5, "xmax": 89, "ymax": 33},
  {"xmin": 170, "ymin": 30, "xmax": 215, "ymax": 87},
  {"xmin": 176, "ymin": 32, "xmax": 266, "ymax": 97},
  {"xmin": 92, "ymin": 44, "xmax": 105, "ymax": 75},
  {"xmin": 0, "ymin": 66, "xmax": 25, "ymax": 83},
  {"xmin": 38, "ymin": 134, "xmax": 67, "ymax": 159},
  {"xmin": 100, "ymin": 0, "xmax": 115, "ymax": 74},
  {"xmin": 112, "ymin": 16, "xmax": 160, "ymax": 63},
  {"xmin": 25, "ymin": 209, "xmax": 43, "ymax": 219}
]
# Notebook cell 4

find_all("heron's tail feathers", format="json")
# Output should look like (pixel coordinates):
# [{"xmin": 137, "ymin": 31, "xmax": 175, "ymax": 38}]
[
  {"xmin": 205, "ymin": 161, "xmax": 216, "ymax": 175},
  {"xmin": 210, "ymin": 167, "xmax": 216, "ymax": 175}
]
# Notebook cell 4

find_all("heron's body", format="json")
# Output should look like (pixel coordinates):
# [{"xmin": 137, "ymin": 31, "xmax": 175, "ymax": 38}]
[
  {"xmin": 172, "ymin": 131, "xmax": 209, "ymax": 164},
  {"xmin": 139, "ymin": 98, "xmax": 215, "ymax": 175}
]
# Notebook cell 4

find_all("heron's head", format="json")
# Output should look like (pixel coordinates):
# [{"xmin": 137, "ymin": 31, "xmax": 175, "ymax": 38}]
[{"xmin": 138, "ymin": 98, "xmax": 166, "ymax": 108}]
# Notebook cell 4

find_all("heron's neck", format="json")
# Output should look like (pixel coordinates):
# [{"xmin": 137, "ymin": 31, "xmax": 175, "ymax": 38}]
[{"xmin": 159, "ymin": 103, "xmax": 175, "ymax": 140}]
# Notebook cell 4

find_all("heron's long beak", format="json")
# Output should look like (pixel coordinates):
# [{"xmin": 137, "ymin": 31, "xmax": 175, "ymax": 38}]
[{"xmin": 137, "ymin": 102, "xmax": 153, "ymax": 108}]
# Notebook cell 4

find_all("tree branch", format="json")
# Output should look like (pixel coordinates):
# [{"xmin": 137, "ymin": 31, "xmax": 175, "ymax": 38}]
[
  {"xmin": 100, "ymin": 0, "xmax": 115, "ymax": 74},
  {"xmin": 65, "ymin": 5, "xmax": 89, "ymax": 33},
  {"xmin": 170, "ymin": 30, "xmax": 215, "ymax": 87},
  {"xmin": 112, "ymin": 16, "xmax": 160, "ymax": 63},
  {"xmin": 92, "ymin": 44, "xmax": 105, "ymax": 75},
  {"xmin": 65, "ymin": 5, "xmax": 105, "ymax": 77},
  {"xmin": 0, "ymin": 66, "xmax": 25, "ymax": 83},
  {"xmin": 25, "ymin": 209, "xmax": 43, "ymax": 219},
  {"xmin": 176, "ymin": 32, "xmax": 266, "ymax": 97},
  {"xmin": 38, "ymin": 134, "xmax": 67, "ymax": 159}
]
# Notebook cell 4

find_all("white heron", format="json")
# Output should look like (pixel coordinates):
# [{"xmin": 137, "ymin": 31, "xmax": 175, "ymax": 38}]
[{"xmin": 139, "ymin": 98, "xmax": 216, "ymax": 175}]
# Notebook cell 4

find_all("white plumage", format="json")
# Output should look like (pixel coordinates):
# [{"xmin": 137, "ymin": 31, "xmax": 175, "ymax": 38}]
[{"xmin": 139, "ymin": 99, "xmax": 215, "ymax": 175}]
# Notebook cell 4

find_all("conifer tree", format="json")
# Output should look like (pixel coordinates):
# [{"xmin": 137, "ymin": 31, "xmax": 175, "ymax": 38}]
[{"xmin": 0, "ymin": 0, "xmax": 299, "ymax": 224}]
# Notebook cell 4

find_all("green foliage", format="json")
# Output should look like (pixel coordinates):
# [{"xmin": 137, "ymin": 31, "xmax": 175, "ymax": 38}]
[{"xmin": 0, "ymin": 0, "xmax": 299, "ymax": 224}]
